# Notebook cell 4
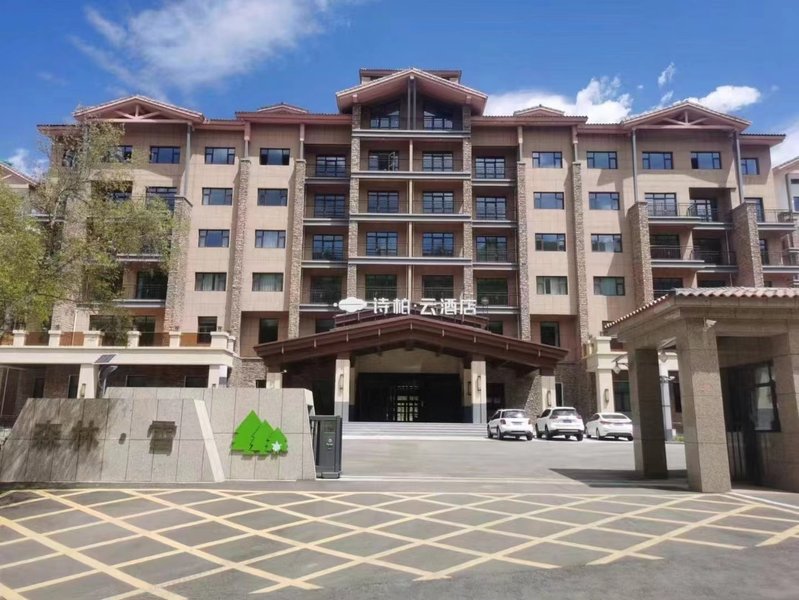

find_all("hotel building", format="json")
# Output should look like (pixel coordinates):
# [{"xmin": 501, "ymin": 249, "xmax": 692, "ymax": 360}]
[{"xmin": 0, "ymin": 67, "xmax": 795, "ymax": 426}]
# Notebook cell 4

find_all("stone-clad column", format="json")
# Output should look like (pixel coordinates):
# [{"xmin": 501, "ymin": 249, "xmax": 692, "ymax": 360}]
[
  {"xmin": 462, "ymin": 111, "xmax": 474, "ymax": 301},
  {"xmin": 732, "ymin": 202, "xmax": 764, "ymax": 287},
  {"xmin": 571, "ymin": 161, "xmax": 589, "ymax": 347},
  {"xmin": 224, "ymin": 158, "xmax": 250, "ymax": 349},
  {"xmin": 516, "ymin": 163, "xmax": 531, "ymax": 339},
  {"xmin": 164, "ymin": 196, "xmax": 192, "ymax": 331},
  {"xmin": 287, "ymin": 159, "xmax": 307, "ymax": 339},
  {"xmin": 629, "ymin": 347, "xmax": 668, "ymax": 478},
  {"xmin": 347, "ymin": 106, "xmax": 361, "ymax": 298},
  {"xmin": 675, "ymin": 320, "xmax": 731, "ymax": 492},
  {"xmin": 471, "ymin": 356, "xmax": 487, "ymax": 423},
  {"xmin": 334, "ymin": 355, "xmax": 351, "ymax": 422},
  {"xmin": 628, "ymin": 201, "xmax": 654, "ymax": 306},
  {"xmin": 766, "ymin": 328, "xmax": 799, "ymax": 491}
]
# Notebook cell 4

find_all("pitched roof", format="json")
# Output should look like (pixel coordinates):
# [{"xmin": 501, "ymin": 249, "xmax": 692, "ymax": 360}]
[
  {"xmin": 0, "ymin": 161, "xmax": 37, "ymax": 185},
  {"xmin": 513, "ymin": 105, "xmax": 566, "ymax": 117},
  {"xmin": 774, "ymin": 155, "xmax": 799, "ymax": 171},
  {"xmin": 255, "ymin": 102, "xmax": 309, "ymax": 114},
  {"xmin": 621, "ymin": 100, "xmax": 750, "ymax": 131},
  {"xmin": 73, "ymin": 95, "xmax": 205, "ymax": 123}
]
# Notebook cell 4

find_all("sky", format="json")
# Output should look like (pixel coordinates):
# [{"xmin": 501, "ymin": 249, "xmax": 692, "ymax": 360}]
[{"xmin": 2, "ymin": 0, "xmax": 797, "ymax": 175}]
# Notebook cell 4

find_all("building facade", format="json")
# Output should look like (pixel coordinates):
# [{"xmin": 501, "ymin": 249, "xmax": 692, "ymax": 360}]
[{"xmin": 0, "ymin": 67, "xmax": 795, "ymax": 425}]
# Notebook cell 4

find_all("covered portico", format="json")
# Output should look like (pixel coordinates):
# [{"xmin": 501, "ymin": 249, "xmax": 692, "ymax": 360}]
[
  {"xmin": 256, "ymin": 312, "xmax": 566, "ymax": 424},
  {"xmin": 606, "ymin": 288, "xmax": 799, "ymax": 493}
]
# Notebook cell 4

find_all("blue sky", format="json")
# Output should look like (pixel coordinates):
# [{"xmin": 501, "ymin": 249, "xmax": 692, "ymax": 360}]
[{"xmin": 2, "ymin": 0, "xmax": 797, "ymax": 174}]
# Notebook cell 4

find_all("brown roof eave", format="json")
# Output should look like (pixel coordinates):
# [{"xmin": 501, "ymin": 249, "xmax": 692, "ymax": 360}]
[
  {"xmin": 236, "ymin": 112, "xmax": 351, "ymax": 125},
  {"xmin": 472, "ymin": 116, "xmax": 587, "ymax": 127}
]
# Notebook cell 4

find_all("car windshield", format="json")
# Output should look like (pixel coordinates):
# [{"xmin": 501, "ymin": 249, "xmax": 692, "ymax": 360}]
[
  {"xmin": 551, "ymin": 409, "xmax": 578, "ymax": 417},
  {"xmin": 503, "ymin": 410, "xmax": 526, "ymax": 419},
  {"xmin": 604, "ymin": 413, "xmax": 631, "ymax": 420}
]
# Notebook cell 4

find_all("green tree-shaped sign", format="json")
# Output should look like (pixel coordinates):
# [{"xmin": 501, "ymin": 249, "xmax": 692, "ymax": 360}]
[{"xmin": 231, "ymin": 411, "xmax": 288, "ymax": 455}]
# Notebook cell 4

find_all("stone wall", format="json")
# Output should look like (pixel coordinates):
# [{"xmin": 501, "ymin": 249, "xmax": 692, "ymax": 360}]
[
  {"xmin": 232, "ymin": 357, "xmax": 267, "ymax": 387},
  {"xmin": 164, "ymin": 197, "xmax": 192, "ymax": 331},
  {"xmin": 627, "ymin": 201, "xmax": 654, "ymax": 307},
  {"xmin": 516, "ymin": 162, "xmax": 532, "ymax": 340},
  {"xmin": 225, "ymin": 158, "xmax": 250, "ymax": 348},
  {"xmin": 287, "ymin": 160, "xmax": 307, "ymax": 338},
  {"xmin": 732, "ymin": 202, "xmax": 764, "ymax": 286},
  {"xmin": 570, "ymin": 161, "xmax": 590, "ymax": 346}
]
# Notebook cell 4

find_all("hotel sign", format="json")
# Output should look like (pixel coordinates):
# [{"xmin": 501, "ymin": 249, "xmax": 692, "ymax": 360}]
[{"xmin": 337, "ymin": 296, "xmax": 478, "ymax": 316}]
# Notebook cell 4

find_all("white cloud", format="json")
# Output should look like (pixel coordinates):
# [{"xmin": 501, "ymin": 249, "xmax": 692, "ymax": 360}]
[
  {"xmin": 658, "ymin": 91, "xmax": 674, "ymax": 107},
  {"xmin": 5, "ymin": 148, "xmax": 48, "ymax": 178},
  {"xmin": 658, "ymin": 63, "xmax": 676, "ymax": 88},
  {"xmin": 684, "ymin": 85, "xmax": 761, "ymax": 113},
  {"xmin": 772, "ymin": 118, "xmax": 799, "ymax": 166},
  {"xmin": 37, "ymin": 71, "xmax": 67, "ymax": 86},
  {"xmin": 75, "ymin": 0, "xmax": 351, "ymax": 97},
  {"xmin": 485, "ymin": 77, "xmax": 633, "ymax": 123}
]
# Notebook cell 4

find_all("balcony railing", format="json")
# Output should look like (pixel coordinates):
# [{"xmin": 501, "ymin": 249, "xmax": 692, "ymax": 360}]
[
  {"xmin": 119, "ymin": 284, "xmax": 168, "ymax": 301},
  {"xmin": 308, "ymin": 288, "xmax": 343, "ymax": 304},
  {"xmin": 474, "ymin": 163, "xmax": 517, "ymax": 180},
  {"xmin": 303, "ymin": 244, "xmax": 347, "ymax": 261},
  {"xmin": 418, "ymin": 287, "xmax": 463, "ymax": 301},
  {"xmin": 650, "ymin": 246, "xmax": 737, "ymax": 265},
  {"xmin": 0, "ymin": 330, "xmax": 232, "ymax": 349},
  {"xmin": 475, "ymin": 244, "xmax": 516, "ymax": 263},
  {"xmin": 305, "ymin": 201, "xmax": 348, "ymax": 219},
  {"xmin": 647, "ymin": 202, "xmax": 729, "ymax": 222},
  {"xmin": 413, "ymin": 244, "xmax": 465, "ymax": 258},
  {"xmin": 357, "ymin": 285, "xmax": 408, "ymax": 300},
  {"xmin": 359, "ymin": 158, "xmax": 467, "ymax": 173},
  {"xmin": 475, "ymin": 291, "xmax": 517, "ymax": 306},
  {"xmin": 474, "ymin": 205, "xmax": 517, "ymax": 221},
  {"xmin": 761, "ymin": 251, "xmax": 799, "ymax": 266},
  {"xmin": 756, "ymin": 209, "xmax": 796, "ymax": 224},
  {"xmin": 307, "ymin": 161, "xmax": 350, "ymax": 178}
]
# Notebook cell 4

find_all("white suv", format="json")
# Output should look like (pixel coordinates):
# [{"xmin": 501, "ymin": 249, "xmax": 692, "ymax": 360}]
[
  {"xmin": 487, "ymin": 409, "xmax": 534, "ymax": 440},
  {"xmin": 535, "ymin": 407, "xmax": 584, "ymax": 441}
]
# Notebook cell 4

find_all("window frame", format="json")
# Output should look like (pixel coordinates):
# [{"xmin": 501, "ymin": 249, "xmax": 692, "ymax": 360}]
[
  {"xmin": 259, "ymin": 148, "xmax": 291, "ymax": 166},
  {"xmin": 532, "ymin": 151, "xmax": 563, "ymax": 168},
  {"xmin": 204, "ymin": 146, "xmax": 236, "ymax": 165},
  {"xmin": 257, "ymin": 188, "xmax": 288, "ymax": 207},
  {"xmin": 252, "ymin": 273, "xmax": 284, "ymax": 292},
  {"xmin": 255, "ymin": 230, "xmax": 286, "ymax": 249},
  {"xmin": 586, "ymin": 151, "xmax": 618, "ymax": 169},
  {"xmin": 536, "ymin": 276, "xmax": 568, "ymax": 295},
  {"xmin": 475, "ymin": 196, "xmax": 508, "ymax": 220},
  {"xmin": 258, "ymin": 318, "xmax": 279, "ymax": 344},
  {"xmin": 313, "ymin": 194, "xmax": 347, "ymax": 218},
  {"xmin": 422, "ymin": 191, "xmax": 455, "ymax": 214},
  {"xmin": 540, "ymin": 321, "xmax": 561, "ymax": 346},
  {"xmin": 534, "ymin": 233, "xmax": 566, "ymax": 252},
  {"xmin": 198, "ymin": 229, "xmax": 230, "ymax": 248},
  {"xmin": 202, "ymin": 187, "xmax": 233, "ymax": 206},
  {"xmin": 590, "ymin": 233, "xmax": 623, "ymax": 253},
  {"xmin": 312, "ymin": 234, "xmax": 345, "ymax": 261},
  {"xmin": 475, "ymin": 235, "xmax": 509, "ymax": 262},
  {"xmin": 194, "ymin": 272, "xmax": 227, "ymax": 292},
  {"xmin": 690, "ymin": 151, "xmax": 721, "ymax": 170},
  {"xmin": 367, "ymin": 190, "xmax": 400, "ymax": 213},
  {"xmin": 593, "ymin": 276, "xmax": 626, "ymax": 296},
  {"xmin": 475, "ymin": 157, "xmax": 506, "ymax": 179},
  {"xmin": 422, "ymin": 232, "xmax": 455, "ymax": 257},
  {"xmin": 740, "ymin": 157, "xmax": 760, "ymax": 176},
  {"xmin": 149, "ymin": 146, "xmax": 181, "ymax": 164},
  {"xmin": 642, "ymin": 151, "xmax": 674, "ymax": 170},
  {"xmin": 366, "ymin": 231, "xmax": 399, "ymax": 256},
  {"xmin": 588, "ymin": 191, "xmax": 620, "ymax": 210},
  {"xmin": 533, "ymin": 192, "xmax": 565, "ymax": 209}
]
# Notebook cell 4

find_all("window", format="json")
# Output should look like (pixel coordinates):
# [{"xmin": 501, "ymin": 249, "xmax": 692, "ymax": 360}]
[
  {"xmin": 475, "ymin": 157, "xmax": 506, "ymax": 179},
  {"xmin": 555, "ymin": 383, "xmax": 564, "ymax": 407},
  {"xmin": 205, "ymin": 147, "xmax": 235, "ymax": 165},
  {"xmin": 150, "ymin": 146, "xmax": 180, "ymax": 164},
  {"xmin": 67, "ymin": 374, "xmax": 78, "ymax": 399},
  {"xmin": 746, "ymin": 197, "xmax": 765, "ymax": 222},
  {"xmin": 589, "ymin": 192, "xmax": 620, "ymax": 210},
  {"xmin": 586, "ymin": 151, "xmax": 617, "ymax": 169},
  {"xmin": 422, "ymin": 232, "xmax": 455, "ymax": 257},
  {"xmin": 423, "ymin": 104, "xmax": 454, "ymax": 130},
  {"xmin": 476, "ymin": 236, "xmax": 508, "ymax": 262},
  {"xmin": 642, "ymin": 152, "xmax": 673, "ymax": 170},
  {"xmin": 184, "ymin": 376, "xmax": 207, "ymax": 388},
  {"xmin": 422, "ymin": 191, "xmax": 455, "ymax": 214},
  {"xmin": 476, "ymin": 279, "xmax": 509, "ymax": 305},
  {"xmin": 793, "ymin": 197, "xmax": 799, "ymax": 212},
  {"xmin": 197, "ymin": 316, "xmax": 217, "ymax": 344},
  {"xmin": 535, "ymin": 233, "xmax": 566, "ymax": 252},
  {"xmin": 653, "ymin": 278, "xmax": 683, "ymax": 296},
  {"xmin": 691, "ymin": 151, "xmax": 721, "ymax": 170},
  {"xmin": 370, "ymin": 102, "xmax": 400, "ymax": 129},
  {"xmin": 369, "ymin": 151, "xmax": 401, "ymax": 171},
  {"xmin": 540, "ymin": 322, "xmax": 560, "ymax": 346},
  {"xmin": 315, "ymin": 318, "xmax": 335, "ymax": 334},
  {"xmin": 256, "ymin": 318, "xmax": 279, "ymax": 344},
  {"xmin": 195, "ymin": 273, "xmax": 226, "ymax": 291},
  {"xmin": 366, "ymin": 232, "xmax": 398, "ymax": 256},
  {"xmin": 198, "ymin": 229, "xmax": 230, "ymax": 248},
  {"xmin": 534, "ymin": 192, "xmax": 564, "ymax": 209},
  {"xmin": 368, "ymin": 191, "xmax": 400, "ymax": 213},
  {"xmin": 532, "ymin": 151, "xmax": 562, "ymax": 168},
  {"xmin": 104, "ymin": 183, "xmax": 132, "ymax": 203},
  {"xmin": 645, "ymin": 192, "xmax": 678, "ymax": 217},
  {"xmin": 314, "ymin": 194, "xmax": 346, "ymax": 218},
  {"xmin": 594, "ymin": 276, "xmax": 625, "ymax": 296},
  {"xmin": 252, "ymin": 273, "xmax": 283, "ymax": 292},
  {"xmin": 650, "ymin": 233, "xmax": 680, "ymax": 259},
  {"xmin": 257, "ymin": 188, "xmax": 288, "ymax": 206},
  {"xmin": 315, "ymin": 155, "xmax": 347, "ymax": 177},
  {"xmin": 312, "ymin": 234, "xmax": 344, "ymax": 260},
  {"xmin": 135, "ymin": 271, "xmax": 167, "ymax": 299},
  {"xmin": 365, "ymin": 274, "xmax": 397, "ymax": 298},
  {"xmin": 691, "ymin": 198, "xmax": 718, "ymax": 222},
  {"xmin": 108, "ymin": 145, "xmax": 132, "ymax": 162},
  {"xmin": 202, "ymin": 188, "xmax": 233, "ymax": 206},
  {"xmin": 255, "ymin": 230, "xmax": 286, "ymax": 248},
  {"xmin": 309, "ymin": 276, "xmax": 342, "ymax": 303},
  {"xmin": 591, "ymin": 234, "xmax": 622, "ymax": 253},
  {"xmin": 698, "ymin": 279, "xmax": 727, "ymax": 288},
  {"xmin": 536, "ymin": 276, "xmax": 568, "ymax": 295},
  {"xmin": 614, "ymin": 379, "xmax": 631, "ymax": 413},
  {"xmin": 259, "ymin": 148, "xmax": 290, "ymax": 166},
  {"xmin": 487, "ymin": 321, "xmax": 504, "ymax": 335},
  {"xmin": 146, "ymin": 186, "xmax": 177, "ymax": 211},
  {"xmin": 740, "ymin": 157, "xmax": 759, "ymax": 175},
  {"xmin": 476, "ymin": 196, "xmax": 507, "ymax": 220},
  {"xmin": 423, "ymin": 275, "xmax": 454, "ymax": 299},
  {"xmin": 422, "ymin": 152, "xmax": 454, "ymax": 172}
]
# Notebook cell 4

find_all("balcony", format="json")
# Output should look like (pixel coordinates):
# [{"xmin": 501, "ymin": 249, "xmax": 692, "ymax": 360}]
[
  {"xmin": 475, "ymin": 290, "xmax": 518, "ymax": 311},
  {"xmin": 305, "ymin": 160, "xmax": 350, "ymax": 183},
  {"xmin": 761, "ymin": 250, "xmax": 799, "ymax": 273},
  {"xmin": 0, "ymin": 329, "xmax": 235, "ymax": 350},
  {"xmin": 474, "ymin": 243, "xmax": 517, "ymax": 266},
  {"xmin": 350, "ymin": 197, "xmax": 469, "ymax": 223},
  {"xmin": 113, "ymin": 284, "xmax": 168, "ymax": 307},
  {"xmin": 650, "ymin": 246, "xmax": 736, "ymax": 269},
  {"xmin": 304, "ymin": 200, "xmax": 348, "ymax": 221},
  {"xmin": 755, "ymin": 209, "xmax": 797, "ymax": 232},
  {"xmin": 357, "ymin": 285, "xmax": 408, "ymax": 300},
  {"xmin": 473, "ymin": 162, "xmax": 517, "ymax": 184},
  {"xmin": 354, "ymin": 157, "xmax": 469, "ymax": 180},
  {"xmin": 303, "ymin": 243, "xmax": 347, "ymax": 264},
  {"xmin": 306, "ymin": 288, "xmax": 343, "ymax": 305},
  {"xmin": 473, "ymin": 203, "xmax": 517, "ymax": 223},
  {"xmin": 647, "ymin": 202, "xmax": 730, "ymax": 226}
]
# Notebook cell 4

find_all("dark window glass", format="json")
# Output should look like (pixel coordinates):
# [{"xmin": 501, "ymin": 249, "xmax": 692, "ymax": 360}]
[
  {"xmin": 642, "ymin": 152, "xmax": 673, "ymax": 170},
  {"xmin": 540, "ymin": 322, "xmax": 560, "ymax": 346},
  {"xmin": 150, "ymin": 146, "xmax": 181, "ymax": 164},
  {"xmin": 740, "ymin": 158, "xmax": 759, "ymax": 175},
  {"xmin": 366, "ymin": 232, "xmax": 398, "ymax": 256},
  {"xmin": 422, "ymin": 232, "xmax": 455, "ymax": 257},
  {"xmin": 315, "ymin": 155, "xmax": 347, "ymax": 177},
  {"xmin": 653, "ymin": 278, "xmax": 683, "ymax": 296},
  {"xmin": 535, "ymin": 233, "xmax": 566, "ymax": 251},
  {"xmin": 312, "ymin": 234, "xmax": 344, "ymax": 260},
  {"xmin": 255, "ymin": 230, "xmax": 286, "ymax": 248},
  {"xmin": 422, "ymin": 191, "xmax": 455, "ymax": 214},
  {"xmin": 365, "ymin": 274, "xmax": 397, "ymax": 298},
  {"xmin": 746, "ymin": 197, "xmax": 765, "ymax": 222},
  {"xmin": 146, "ymin": 186, "xmax": 178, "ymax": 211},
  {"xmin": 259, "ymin": 148, "xmax": 290, "ymax": 165},
  {"xmin": 475, "ymin": 157, "xmax": 506, "ymax": 179},
  {"xmin": 691, "ymin": 198, "xmax": 719, "ymax": 222},
  {"xmin": 614, "ymin": 380, "xmax": 631, "ymax": 413},
  {"xmin": 594, "ymin": 276, "xmax": 625, "ymax": 296},
  {"xmin": 197, "ymin": 316, "xmax": 217, "ymax": 344},
  {"xmin": 198, "ymin": 229, "xmax": 230, "ymax": 248},
  {"xmin": 476, "ymin": 236, "xmax": 509, "ymax": 262},
  {"xmin": 645, "ymin": 192, "xmax": 678, "ymax": 216},
  {"xmin": 204, "ymin": 147, "xmax": 235, "ymax": 164},
  {"xmin": 309, "ymin": 276, "xmax": 342, "ymax": 303},
  {"xmin": 202, "ymin": 187, "xmax": 233, "ymax": 206},
  {"xmin": 369, "ymin": 151, "xmax": 401, "ymax": 171},
  {"xmin": 532, "ymin": 152, "xmax": 562, "ymax": 168},
  {"xmin": 476, "ymin": 196, "xmax": 507, "ymax": 219},
  {"xmin": 315, "ymin": 319, "xmax": 336, "ymax": 333},
  {"xmin": 536, "ymin": 276, "xmax": 568, "ymax": 295},
  {"xmin": 314, "ymin": 194, "xmax": 346, "ymax": 218},
  {"xmin": 589, "ymin": 192, "xmax": 620, "ymax": 210},
  {"xmin": 367, "ymin": 191, "xmax": 400, "ymax": 213},
  {"xmin": 370, "ymin": 102, "xmax": 400, "ymax": 129},
  {"xmin": 691, "ymin": 151, "xmax": 721, "ymax": 170},
  {"xmin": 586, "ymin": 151, "xmax": 617, "ymax": 169},
  {"xmin": 135, "ymin": 271, "xmax": 167, "ymax": 299},
  {"xmin": 195, "ymin": 273, "xmax": 227, "ymax": 291},
  {"xmin": 252, "ymin": 273, "xmax": 283, "ymax": 292},
  {"xmin": 108, "ymin": 145, "xmax": 132, "ymax": 162},
  {"xmin": 422, "ymin": 275, "xmax": 454, "ymax": 299},
  {"xmin": 257, "ymin": 188, "xmax": 288, "ymax": 206},
  {"xmin": 258, "ymin": 318, "xmax": 279, "ymax": 343},
  {"xmin": 422, "ymin": 152, "xmax": 454, "ymax": 172},
  {"xmin": 534, "ymin": 192, "xmax": 564, "ymax": 209},
  {"xmin": 423, "ymin": 104, "xmax": 454, "ymax": 130},
  {"xmin": 476, "ymin": 278, "xmax": 509, "ymax": 305},
  {"xmin": 487, "ymin": 321, "xmax": 504, "ymax": 335},
  {"xmin": 591, "ymin": 234, "xmax": 622, "ymax": 253}
]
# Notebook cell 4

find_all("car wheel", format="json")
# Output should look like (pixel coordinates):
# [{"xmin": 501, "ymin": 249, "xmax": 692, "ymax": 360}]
[
  {"xmin": 585, "ymin": 428, "xmax": 591, "ymax": 439},
  {"xmin": 627, "ymin": 435, "xmax": 633, "ymax": 441},
  {"xmin": 545, "ymin": 427, "xmax": 553, "ymax": 440},
  {"xmin": 535, "ymin": 425, "xmax": 542, "ymax": 439},
  {"xmin": 598, "ymin": 429, "xmax": 606, "ymax": 440},
  {"xmin": 497, "ymin": 428, "xmax": 504, "ymax": 440},
  {"xmin": 576, "ymin": 433, "xmax": 584, "ymax": 441},
  {"xmin": 487, "ymin": 426, "xmax": 493, "ymax": 439},
  {"xmin": 526, "ymin": 432, "xmax": 533, "ymax": 441}
]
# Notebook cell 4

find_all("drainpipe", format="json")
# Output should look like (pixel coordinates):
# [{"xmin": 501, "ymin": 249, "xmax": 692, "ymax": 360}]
[
  {"xmin": 243, "ymin": 121, "xmax": 251, "ymax": 158},
  {"xmin": 631, "ymin": 129, "xmax": 639, "ymax": 204},
  {"xmin": 733, "ymin": 131, "xmax": 745, "ymax": 206}
]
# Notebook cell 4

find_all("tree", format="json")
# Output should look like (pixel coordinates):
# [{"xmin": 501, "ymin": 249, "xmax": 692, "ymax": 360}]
[
  {"xmin": 0, "ymin": 120, "xmax": 178, "ymax": 335},
  {"xmin": 231, "ymin": 411, "xmax": 262, "ymax": 454}
]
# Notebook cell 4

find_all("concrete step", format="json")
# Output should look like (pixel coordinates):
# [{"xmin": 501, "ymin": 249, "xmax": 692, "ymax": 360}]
[{"xmin": 343, "ymin": 421, "xmax": 487, "ymax": 437}]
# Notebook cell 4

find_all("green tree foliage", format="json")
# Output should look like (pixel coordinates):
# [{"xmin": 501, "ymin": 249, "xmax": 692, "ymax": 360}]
[
  {"xmin": 231, "ymin": 411, "xmax": 262, "ymax": 454},
  {"xmin": 250, "ymin": 420, "xmax": 274, "ymax": 454},
  {"xmin": 230, "ymin": 411, "xmax": 288, "ymax": 455},
  {"xmin": 0, "ymin": 120, "xmax": 178, "ymax": 334}
]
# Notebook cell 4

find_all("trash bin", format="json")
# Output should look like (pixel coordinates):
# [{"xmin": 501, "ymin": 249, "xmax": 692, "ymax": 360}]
[{"xmin": 310, "ymin": 415, "xmax": 342, "ymax": 478}]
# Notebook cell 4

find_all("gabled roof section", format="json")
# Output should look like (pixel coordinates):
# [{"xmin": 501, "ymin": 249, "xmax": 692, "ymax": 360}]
[
  {"xmin": 73, "ymin": 95, "xmax": 205, "ymax": 124},
  {"xmin": 256, "ymin": 102, "xmax": 309, "ymax": 114},
  {"xmin": 513, "ymin": 105, "xmax": 566, "ymax": 117},
  {"xmin": 621, "ymin": 101, "xmax": 750, "ymax": 132},
  {"xmin": 336, "ymin": 67, "xmax": 488, "ymax": 115},
  {"xmin": 774, "ymin": 155, "xmax": 799, "ymax": 171},
  {"xmin": 0, "ymin": 161, "xmax": 37, "ymax": 186}
]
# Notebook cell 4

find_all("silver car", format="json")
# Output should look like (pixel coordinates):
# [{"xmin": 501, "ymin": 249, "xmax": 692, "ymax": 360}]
[{"xmin": 487, "ymin": 409, "xmax": 534, "ymax": 440}]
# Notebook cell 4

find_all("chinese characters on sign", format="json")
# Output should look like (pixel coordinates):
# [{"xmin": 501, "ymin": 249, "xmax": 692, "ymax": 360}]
[
  {"xmin": 32, "ymin": 421, "xmax": 61, "ymax": 449},
  {"xmin": 371, "ymin": 297, "xmax": 478, "ymax": 316}
]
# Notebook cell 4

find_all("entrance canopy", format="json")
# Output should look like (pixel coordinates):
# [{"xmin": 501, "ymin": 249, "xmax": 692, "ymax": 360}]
[{"xmin": 256, "ymin": 313, "xmax": 566, "ymax": 372}]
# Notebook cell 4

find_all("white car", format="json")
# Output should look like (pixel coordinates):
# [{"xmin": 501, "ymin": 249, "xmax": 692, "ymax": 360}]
[
  {"xmin": 535, "ymin": 407, "xmax": 584, "ymax": 440},
  {"xmin": 487, "ymin": 409, "xmax": 534, "ymax": 440},
  {"xmin": 585, "ymin": 412, "xmax": 633, "ymax": 440}
]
